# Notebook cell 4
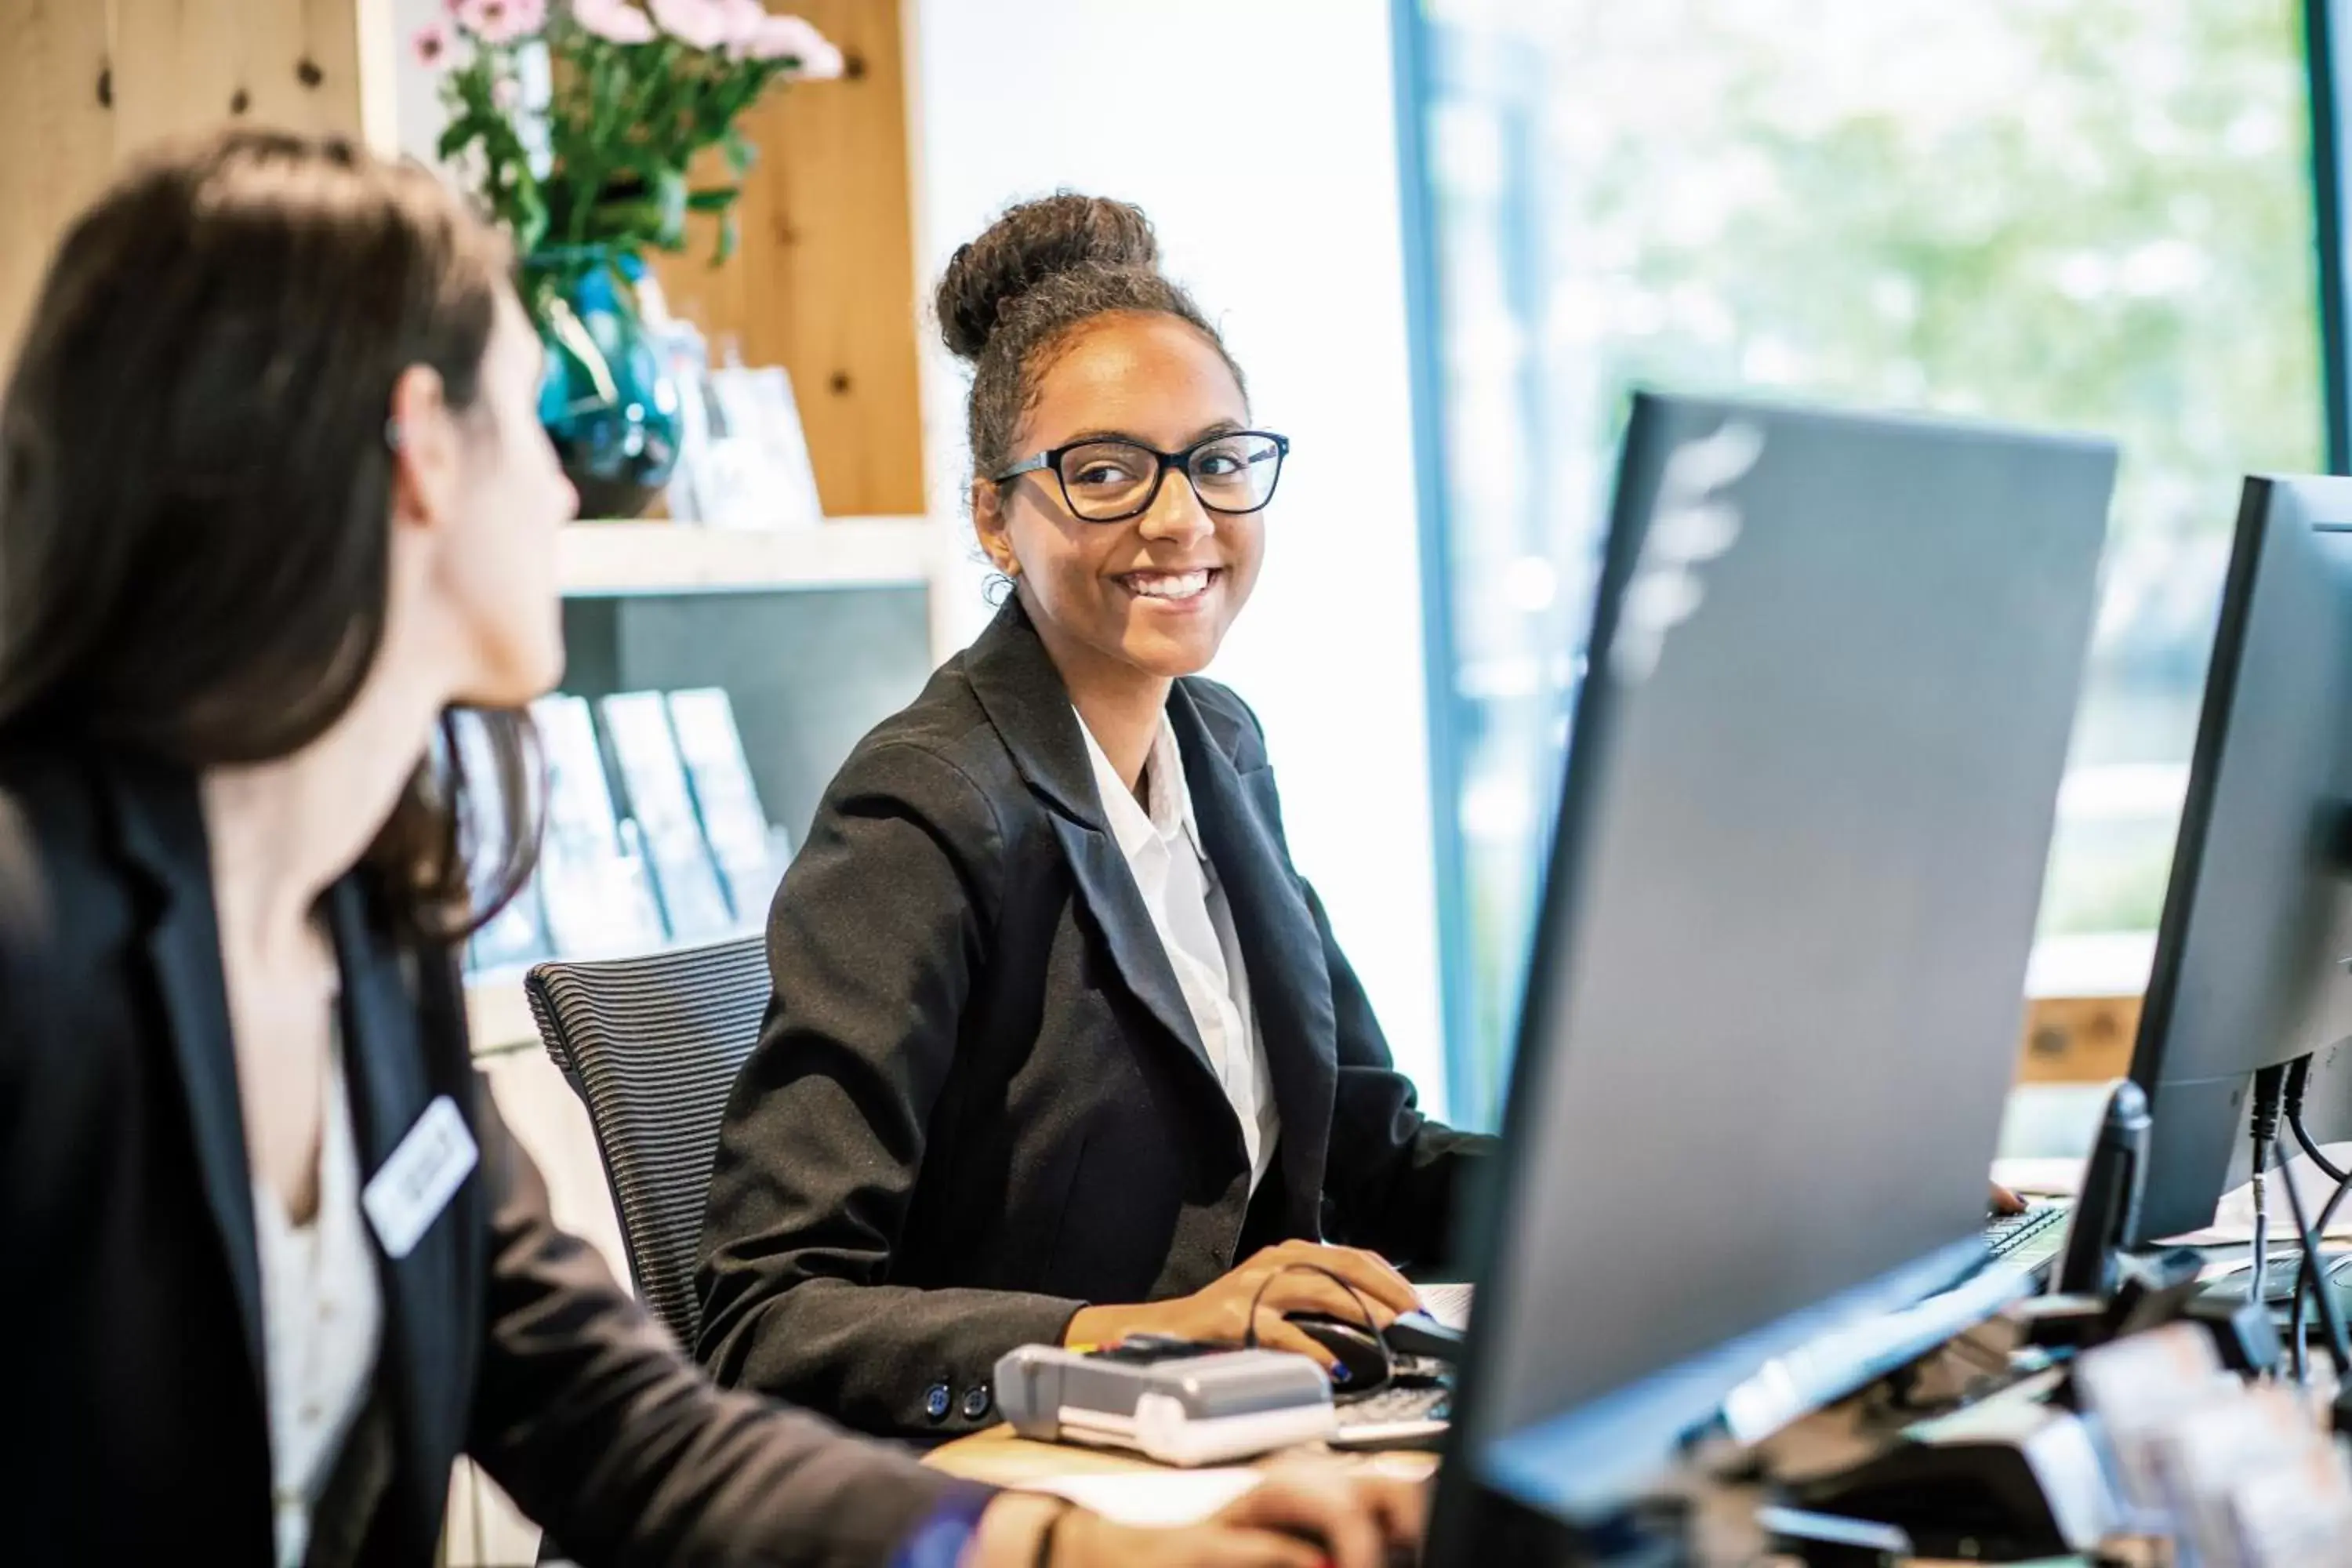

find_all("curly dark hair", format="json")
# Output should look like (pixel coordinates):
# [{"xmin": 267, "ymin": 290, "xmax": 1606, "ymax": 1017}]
[{"xmin": 934, "ymin": 192, "xmax": 1247, "ymax": 481}]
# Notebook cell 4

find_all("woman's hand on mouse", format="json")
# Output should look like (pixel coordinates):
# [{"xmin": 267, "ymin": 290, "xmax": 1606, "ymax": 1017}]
[
  {"xmin": 1062, "ymin": 1240, "xmax": 1422, "ymax": 1369},
  {"xmin": 973, "ymin": 1471, "xmax": 1428, "ymax": 1568}
]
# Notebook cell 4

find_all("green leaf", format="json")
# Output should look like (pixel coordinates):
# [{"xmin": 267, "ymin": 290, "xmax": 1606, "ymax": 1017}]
[
  {"xmin": 514, "ymin": 180, "xmax": 550, "ymax": 256},
  {"xmin": 591, "ymin": 199, "xmax": 661, "ymax": 236},
  {"xmin": 686, "ymin": 186, "xmax": 739, "ymax": 214},
  {"xmin": 713, "ymin": 209, "xmax": 740, "ymax": 267},
  {"xmin": 722, "ymin": 129, "xmax": 757, "ymax": 176},
  {"xmin": 652, "ymin": 165, "xmax": 689, "ymax": 248}
]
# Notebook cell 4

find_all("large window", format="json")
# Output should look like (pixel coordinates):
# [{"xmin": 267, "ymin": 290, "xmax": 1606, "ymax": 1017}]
[{"xmin": 1402, "ymin": 0, "xmax": 2329, "ymax": 1128}]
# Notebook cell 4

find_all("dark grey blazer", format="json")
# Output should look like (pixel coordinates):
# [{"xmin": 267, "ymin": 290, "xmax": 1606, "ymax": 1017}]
[
  {"xmin": 695, "ymin": 598, "xmax": 1490, "ymax": 1440},
  {"xmin": 0, "ymin": 742, "xmax": 975, "ymax": 1568}
]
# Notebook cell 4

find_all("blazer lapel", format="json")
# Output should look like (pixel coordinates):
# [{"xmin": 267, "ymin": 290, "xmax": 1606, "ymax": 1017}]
[
  {"xmin": 325, "ymin": 876, "xmax": 459, "ymax": 1529},
  {"xmin": 1045, "ymin": 815, "xmax": 1221, "ymax": 1083},
  {"xmin": 1169, "ymin": 685, "xmax": 1340, "ymax": 1238},
  {"xmin": 964, "ymin": 601, "xmax": 1225, "ymax": 1091},
  {"xmin": 100, "ymin": 758, "xmax": 266, "ymax": 1392}
]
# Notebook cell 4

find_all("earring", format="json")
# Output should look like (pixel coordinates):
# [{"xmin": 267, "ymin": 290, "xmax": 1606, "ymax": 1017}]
[{"xmin": 384, "ymin": 416, "xmax": 405, "ymax": 451}]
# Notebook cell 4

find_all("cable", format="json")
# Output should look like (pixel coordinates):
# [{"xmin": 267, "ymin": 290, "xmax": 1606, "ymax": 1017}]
[
  {"xmin": 2281, "ymin": 1054, "xmax": 2332, "ymax": 1376},
  {"xmin": 2298, "ymin": 1127, "xmax": 2352, "ymax": 1189},
  {"xmin": 2252, "ymin": 1073, "xmax": 2280, "ymax": 1314},
  {"xmin": 2281, "ymin": 1110, "xmax": 2352, "ymax": 1394},
  {"xmin": 2256, "ymin": 1125, "xmax": 2313, "ymax": 1385},
  {"xmin": 2263, "ymin": 1058, "xmax": 2352, "ymax": 1391},
  {"xmin": 1242, "ymin": 1261, "xmax": 1394, "ymax": 1392},
  {"xmin": 2252, "ymin": 1152, "xmax": 2274, "ymax": 1312},
  {"xmin": 2296, "ymin": 1160, "xmax": 2352, "ymax": 1339},
  {"xmin": 2292, "ymin": 1153, "xmax": 2352, "ymax": 1374},
  {"xmin": 2284, "ymin": 1048, "xmax": 2352, "ymax": 1371},
  {"xmin": 2286, "ymin": 1055, "xmax": 2350, "ymax": 1186}
]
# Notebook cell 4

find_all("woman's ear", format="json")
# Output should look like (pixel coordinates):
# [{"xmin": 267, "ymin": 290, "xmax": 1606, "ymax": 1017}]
[
  {"xmin": 387, "ymin": 363, "xmax": 461, "ymax": 535},
  {"xmin": 972, "ymin": 478, "xmax": 1021, "ymax": 579}
]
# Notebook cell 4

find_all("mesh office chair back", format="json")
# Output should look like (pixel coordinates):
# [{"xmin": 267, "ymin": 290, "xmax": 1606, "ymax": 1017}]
[{"xmin": 524, "ymin": 933, "xmax": 770, "ymax": 1349}]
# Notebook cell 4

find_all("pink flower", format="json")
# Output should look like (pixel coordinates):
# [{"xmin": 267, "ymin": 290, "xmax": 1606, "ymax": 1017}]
[
  {"xmin": 455, "ymin": 0, "xmax": 546, "ymax": 45},
  {"xmin": 572, "ymin": 0, "xmax": 656, "ymax": 45},
  {"xmin": 492, "ymin": 74, "xmax": 522, "ymax": 111},
  {"xmin": 715, "ymin": 0, "xmax": 768, "ymax": 55},
  {"xmin": 412, "ymin": 20, "xmax": 454, "ymax": 67},
  {"xmin": 647, "ymin": 0, "xmax": 729, "ymax": 51},
  {"xmin": 753, "ymin": 13, "xmax": 840, "ymax": 74}
]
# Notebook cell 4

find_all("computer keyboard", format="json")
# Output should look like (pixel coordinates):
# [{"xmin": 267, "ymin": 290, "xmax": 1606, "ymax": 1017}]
[
  {"xmin": 1327, "ymin": 1381, "xmax": 1452, "ymax": 1449},
  {"xmin": 1984, "ymin": 1201, "xmax": 2071, "ymax": 1273}
]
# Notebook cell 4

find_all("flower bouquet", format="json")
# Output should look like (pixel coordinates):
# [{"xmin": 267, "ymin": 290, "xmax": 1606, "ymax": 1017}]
[{"xmin": 414, "ymin": 0, "xmax": 843, "ymax": 515}]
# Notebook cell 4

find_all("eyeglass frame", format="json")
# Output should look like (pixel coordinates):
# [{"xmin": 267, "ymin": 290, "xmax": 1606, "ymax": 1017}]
[{"xmin": 989, "ymin": 429, "xmax": 1291, "ymax": 524}]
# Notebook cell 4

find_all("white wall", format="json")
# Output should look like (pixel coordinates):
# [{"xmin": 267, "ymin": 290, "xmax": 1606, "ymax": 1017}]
[
  {"xmin": 908, "ymin": 0, "xmax": 1448, "ymax": 1112},
  {"xmin": 384, "ymin": 0, "xmax": 1451, "ymax": 1112},
  {"xmin": 390, "ymin": 0, "xmax": 447, "ymax": 165}
]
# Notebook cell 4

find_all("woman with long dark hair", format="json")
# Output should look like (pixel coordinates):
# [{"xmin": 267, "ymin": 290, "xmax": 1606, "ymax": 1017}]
[{"xmin": 0, "ymin": 129, "xmax": 1420, "ymax": 1568}]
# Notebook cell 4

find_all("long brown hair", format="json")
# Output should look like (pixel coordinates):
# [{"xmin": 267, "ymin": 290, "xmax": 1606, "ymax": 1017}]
[{"xmin": 0, "ymin": 128, "xmax": 539, "ymax": 938}]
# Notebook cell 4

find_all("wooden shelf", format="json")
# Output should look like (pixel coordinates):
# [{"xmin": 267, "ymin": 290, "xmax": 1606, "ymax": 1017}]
[
  {"xmin": 466, "ymin": 969, "xmax": 539, "ymax": 1056},
  {"xmin": 558, "ymin": 517, "xmax": 942, "ymax": 597}
]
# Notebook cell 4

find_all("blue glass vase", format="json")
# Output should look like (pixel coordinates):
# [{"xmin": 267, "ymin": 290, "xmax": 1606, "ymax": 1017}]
[{"xmin": 526, "ymin": 248, "xmax": 683, "ymax": 520}]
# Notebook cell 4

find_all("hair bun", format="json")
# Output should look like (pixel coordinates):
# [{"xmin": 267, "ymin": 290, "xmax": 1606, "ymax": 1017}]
[{"xmin": 935, "ymin": 192, "xmax": 1160, "ymax": 362}]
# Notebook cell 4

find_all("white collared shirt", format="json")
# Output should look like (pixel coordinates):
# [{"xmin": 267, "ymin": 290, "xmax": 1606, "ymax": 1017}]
[
  {"xmin": 250, "ymin": 1018, "xmax": 383, "ymax": 1568},
  {"xmin": 1077, "ymin": 707, "xmax": 1281, "ymax": 1191}
]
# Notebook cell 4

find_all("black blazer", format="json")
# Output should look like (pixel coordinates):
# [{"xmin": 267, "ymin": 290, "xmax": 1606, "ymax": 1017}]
[
  {"xmin": 696, "ymin": 599, "xmax": 1491, "ymax": 1440},
  {"xmin": 0, "ymin": 743, "xmax": 975, "ymax": 1567}
]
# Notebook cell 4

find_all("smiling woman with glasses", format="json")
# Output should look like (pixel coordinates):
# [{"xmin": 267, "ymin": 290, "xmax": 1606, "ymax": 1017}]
[{"xmin": 693, "ymin": 192, "xmax": 1490, "ymax": 1455}]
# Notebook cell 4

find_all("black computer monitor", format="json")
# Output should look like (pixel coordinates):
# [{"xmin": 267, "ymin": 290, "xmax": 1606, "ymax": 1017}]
[
  {"xmin": 1431, "ymin": 391, "xmax": 2114, "ymax": 1555},
  {"xmin": 2124, "ymin": 477, "xmax": 2352, "ymax": 1244}
]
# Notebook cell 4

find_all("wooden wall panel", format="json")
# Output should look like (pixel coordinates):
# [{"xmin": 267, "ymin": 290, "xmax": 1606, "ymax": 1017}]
[
  {"xmin": 2, "ymin": 0, "xmax": 920, "ymax": 515},
  {"xmin": 0, "ymin": 0, "xmax": 386, "ymax": 360},
  {"xmin": 648, "ymin": 0, "xmax": 926, "ymax": 517},
  {"xmin": 111, "ymin": 0, "xmax": 372, "ymax": 152},
  {"xmin": 2016, "ymin": 992, "xmax": 2144, "ymax": 1084},
  {"xmin": 110, "ymin": 0, "xmax": 252, "ymax": 160},
  {"xmin": 0, "ymin": 2, "xmax": 114, "ymax": 363}
]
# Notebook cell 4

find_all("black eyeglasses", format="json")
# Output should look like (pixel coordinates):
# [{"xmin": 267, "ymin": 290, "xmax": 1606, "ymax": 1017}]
[{"xmin": 992, "ymin": 430, "xmax": 1290, "ymax": 523}]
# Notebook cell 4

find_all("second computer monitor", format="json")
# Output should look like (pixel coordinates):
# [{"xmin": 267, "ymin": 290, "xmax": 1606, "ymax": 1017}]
[
  {"xmin": 1439, "ymin": 392, "xmax": 2114, "ymax": 1541},
  {"xmin": 2127, "ymin": 476, "xmax": 2352, "ymax": 1242}
]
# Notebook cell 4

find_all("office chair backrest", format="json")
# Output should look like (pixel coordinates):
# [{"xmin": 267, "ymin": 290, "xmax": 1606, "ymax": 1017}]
[{"xmin": 524, "ymin": 933, "xmax": 769, "ymax": 1350}]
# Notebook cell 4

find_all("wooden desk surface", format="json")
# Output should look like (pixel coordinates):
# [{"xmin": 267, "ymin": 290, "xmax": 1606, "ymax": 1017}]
[
  {"xmin": 924, "ymin": 1423, "xmax": 1440, "ymax": 1489},
  {"xmin": 924, "ymin": 1428, "xmax": 2074, "ymax": 1566}
]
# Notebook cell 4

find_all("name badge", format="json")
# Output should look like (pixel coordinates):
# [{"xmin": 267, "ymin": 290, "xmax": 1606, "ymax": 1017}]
[{"xmin": 362, "ymin": 1096, "xmax": 478, "ymax": 1260}]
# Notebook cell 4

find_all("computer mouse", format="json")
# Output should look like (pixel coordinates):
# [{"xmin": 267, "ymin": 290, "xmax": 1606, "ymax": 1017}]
[
  {"xmin": 1285, "ymin": 1312, "xmax": 1392, "ymax": 1392},
  {"xmin": 1384, "ymin": 1308, "xmax": 1465, "ymax": 1363}
]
